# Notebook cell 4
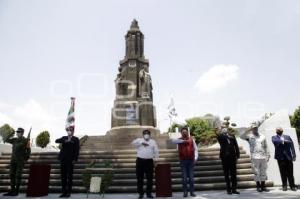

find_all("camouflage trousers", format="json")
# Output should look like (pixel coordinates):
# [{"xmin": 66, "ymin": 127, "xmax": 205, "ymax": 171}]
[
  {"xmin": 10, "ymin": 160, "xmax": 25, "ymax": 191},
  {"xmin": 251, "ymin": 159, "xmax": 268, "ymax": 182}
]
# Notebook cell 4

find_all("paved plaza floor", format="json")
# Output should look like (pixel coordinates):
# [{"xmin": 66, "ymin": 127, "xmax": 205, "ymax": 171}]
[{"xmin": 1, "ymin": 188, "xmax": 300, "ymax": 199}]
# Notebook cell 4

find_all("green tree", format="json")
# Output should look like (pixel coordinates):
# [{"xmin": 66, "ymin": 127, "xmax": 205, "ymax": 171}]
[
  {"xmin": 291, "ymin": 106, "xmax": 300, "ymax": 139},
  {"xmin": 186, "ymin": 117, "xmax": 212, "ymax": 145},
  {"xmin": 36, "ymin": 131, "xmax": 50, "ymax": 148},
  {"xmin": 0, "ymin": 124, "xmax": 15, "ymax": 143}
]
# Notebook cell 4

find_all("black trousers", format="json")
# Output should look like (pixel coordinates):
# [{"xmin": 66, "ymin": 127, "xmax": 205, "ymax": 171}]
[
  {"xmin": 60, "ymin": 160, "xmax": 74, "ymax": 194},
  {"xmin": 221, "ymin": 157, "xmax": 237, "ymax": 191},
  {"xmin": 277, "ymin": 159, "xmax": 295, "ymax": 188},
  {"xmin": 136, "ymin": 158, "xmax": 154, "ymax": 196}
]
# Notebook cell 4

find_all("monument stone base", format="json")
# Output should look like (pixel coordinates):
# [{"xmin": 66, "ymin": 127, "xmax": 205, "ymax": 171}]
[{"xmin": 81, "ymin": 126, "xmax": 176, "ymax": 151}]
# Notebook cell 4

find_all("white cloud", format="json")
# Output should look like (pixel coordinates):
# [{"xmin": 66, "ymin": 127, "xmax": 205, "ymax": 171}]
[
  {"xmin": 0, "ymin": 112, "xmax": 14, "ymax": 126},
  {"xmin": 195, "ymin": 64, "xmax": 239, "ymax": 93},
  {"xmin": 0, "ymin": 99, "xmax": 64, "ymax": 144}
]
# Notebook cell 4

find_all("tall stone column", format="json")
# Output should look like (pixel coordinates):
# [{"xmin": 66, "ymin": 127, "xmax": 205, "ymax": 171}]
[{"xmin": 110, "ymin": 19, "xmax": 158, "ymax": 136}]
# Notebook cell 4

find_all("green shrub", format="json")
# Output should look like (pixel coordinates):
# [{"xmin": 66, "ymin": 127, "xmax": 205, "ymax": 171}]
[
  {"xmin": 36, "ymin": 131, "xmax": 50, "ymax": 148},
  {"xmin": 291, "ymin": 106, "xmax": 300, "ymax": 139},
  {"xmin": 0, "ymin": 124, "xmax": 15, "ymax": 142}
]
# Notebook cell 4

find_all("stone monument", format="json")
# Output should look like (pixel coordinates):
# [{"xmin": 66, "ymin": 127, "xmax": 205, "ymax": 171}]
[
  {"xmin": 109, "ymin": 19, "xmax": 159, "ymax": 137},
  {"xmin": 89, "ymin": 19, "xmax": 173, "ymax": 150}
]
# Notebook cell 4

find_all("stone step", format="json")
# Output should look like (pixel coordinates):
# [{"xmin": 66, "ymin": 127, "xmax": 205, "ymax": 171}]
[
  {"xmin": 0, "ymin": 162, "xmax": 252, "ymax": 172},
  {"xmin": 0, "ymin": 175, "xmax": 255, "ymax": 186},
  {"xmin": 0, "ymin": 164, "xmax": 252, "ymax": 176},
  {"xmin": 0, "ymin": 152, "xmax": 248, "ymax": 161},
  {"xmin": 0, "ymin": 181, "xmax": 274, "ymax": 193},
  {"xmin": 0, "ymin": 169, "xmax": 254, "ymax": 179},
  {"xmin": 2, "ymin": 148, "xmax": 246, "ymax": 156},
  {"xmin": 0, "ymin": 146, "xmax": 272, "ymax": 193},
  {"xmin": 0, "ymin": 157, "xmax": 251, "ymax": 166}
]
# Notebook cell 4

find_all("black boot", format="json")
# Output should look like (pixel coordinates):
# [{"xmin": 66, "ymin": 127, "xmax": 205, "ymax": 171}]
[
  {"xmin": 3, "ymin": 190, "xmax": 14, "ymax": 196},
  {"xmin": 261, "ymin": 181, "xmax": 269, "ymax": 192},
  {"xmin": 256, "ymin": 182, "xmax": 262, "ymax": 192},
  {"xmin": 282, "ymin": 186, "xmax": 287, "ymax": 191},
  {"xmin": 183, "ymin": 192, "xmax": 188, "ymax": 197},
  {"xmin": 190, "ymin": 192, "xmax": 196, "ymax": 197},
  {"xmin": 10, "ymin": 185, "xmax": 19, "ymax": 196}
]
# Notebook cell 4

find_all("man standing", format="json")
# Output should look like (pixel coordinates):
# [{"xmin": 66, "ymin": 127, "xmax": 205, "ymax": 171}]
[
  {"xmin": 172, "ymin": 127, "xmax": 198, "ymax": 197},
  {"xmin": 215, "ymin": 127, "xmax": 240, "ymax": 195},
  {"xmin": 3, "ymin": 127, "xmax": 30, "ymax": 196},
  {"xmin": 272, "ymin": 127, "xmax": 297, "ymax": 191},
  {"xmin": 240, "ymin": 124, "xmax": 270, "ymax": 192},
  {"xmin": 132, "ymin": 130, "xmax": 159, "ymax": 199},
  {"xmin": 55, "ymin": 126, "xmax": 80, "ymax": 198}
]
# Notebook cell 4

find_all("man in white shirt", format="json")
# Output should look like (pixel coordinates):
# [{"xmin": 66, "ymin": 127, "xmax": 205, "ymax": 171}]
[
  {"xmin": 132, "ymin": 130, "xmax": 159, "ymax": 199},
  {"xmin": 240, "ymin": 124, "xmax": 270, "ymax": 192}
]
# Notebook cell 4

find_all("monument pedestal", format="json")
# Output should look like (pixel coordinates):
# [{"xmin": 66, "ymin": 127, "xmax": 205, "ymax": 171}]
[{"xmin": 80, "ymin": 126, "xmax": 175, "ymax": 151}]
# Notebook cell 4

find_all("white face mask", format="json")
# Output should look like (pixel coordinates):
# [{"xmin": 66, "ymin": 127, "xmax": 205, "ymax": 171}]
[{"xmin": 143, "ymin": 134, "xmax": 150, "ymax": 140}]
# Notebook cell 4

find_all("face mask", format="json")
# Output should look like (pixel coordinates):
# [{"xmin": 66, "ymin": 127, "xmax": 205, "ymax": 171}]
[
  {"xmin": 143, "ymin": 134, "xmax": 150, "ymax": 140},
  {"xmin": 277, "ymin": 131, "xmax": 283, "ymax": 136},
  {"xmin": 67, "ymin": 131, "xmax": 73, "ymax": 136},
  {"xmin": 17, "ymin": 133, "xmax": 22, "ymax": 138},
  {"xmin": 221, "ymin": 128, "xmax": 228, "ymax": 134}
]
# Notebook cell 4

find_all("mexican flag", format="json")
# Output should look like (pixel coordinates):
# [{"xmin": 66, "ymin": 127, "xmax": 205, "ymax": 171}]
[{"xmin": 65, "ymin": 97, "xmax": 75, "ymax": 134}]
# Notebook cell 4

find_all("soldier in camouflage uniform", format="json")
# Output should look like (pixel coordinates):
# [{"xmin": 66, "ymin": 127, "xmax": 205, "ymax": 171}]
[
  {"xmin": 3, "ymin": 127, "xmax": 30, "ymax": 196},
  {"xmin": 240, "ymin": 124, "xmax": 270, "ymax": 192}
]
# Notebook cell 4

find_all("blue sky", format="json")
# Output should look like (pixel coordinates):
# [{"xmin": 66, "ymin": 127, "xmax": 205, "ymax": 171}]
[{"xmin": 0, "ymin": 0, "xmax": 299, "ymax": 141}]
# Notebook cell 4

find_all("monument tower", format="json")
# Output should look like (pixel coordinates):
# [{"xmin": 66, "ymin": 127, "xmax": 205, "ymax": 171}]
[
  {"xmin": 109, "ymin": 19, "xmax": 158, "ymax": 136},
  {"xmin": 82, "ymin": 20, "xmax": 173, "ymax": 150}
]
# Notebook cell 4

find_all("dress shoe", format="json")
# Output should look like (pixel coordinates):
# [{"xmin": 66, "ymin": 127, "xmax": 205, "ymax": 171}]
[
  {"xmin": 183, "ymin": 192, "xmax": 188, "ymax": 197},
  {"xmin": 9, "ymin": 191, "xmax": 19, "ymax": 196},
  {"xmin": 3, "ymin": 191, "xmax": 14, "ymax": 196},
  {"xmin": 190, "ymin": 192, "xmax": 196, "ymax": 197},
  {"xmin": 232, "ymin": 190, "xmax": 240, "ymax": 194},
  {"xmin": 291, "ymin": 187, "xmax": 298, "ymax": 191},
  {"xmin": 146, "ymin": 194, "xmax": 154, "ymax": 198},
  {"xmin": 282, "ymin": 186, "xmax": 288, "ymax": 191},
  {"xmin": 59, "ymin": 193, "xmax": 67, "ymax": 198},
  {"xmin": 227, "ymin": 190, "xmax": 232, "ymax": 195}
]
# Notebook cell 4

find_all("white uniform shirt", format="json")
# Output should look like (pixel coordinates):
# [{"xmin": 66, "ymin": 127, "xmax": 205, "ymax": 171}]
[
  {"xmin": 241, "ymin": 133, "xmax": 270, "ymax": 160},
  {"xmin": 131, "ymin": 138, "xmax": 159, "ymax": 160}
]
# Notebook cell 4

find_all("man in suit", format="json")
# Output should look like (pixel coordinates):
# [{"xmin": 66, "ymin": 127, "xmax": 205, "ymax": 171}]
[
  {"xmin": 272, "ymin": 127, "xmax": 297, "ymax": 191},
  {"xmin": 55, "ymin": 126, "xmax": 80, "ymax": 198},
  {"xmin": 3, "ymin": 127, "xmax": 30, "ymax": 196},
  {"xmin": 215, "ymin": 127, "xmax": 240, "ymax": 195}
]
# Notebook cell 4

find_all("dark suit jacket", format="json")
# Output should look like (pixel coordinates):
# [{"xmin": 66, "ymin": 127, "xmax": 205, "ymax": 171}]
[
  {"xmin": 217, "ymin": 133, "xmax": 240, "ymax": 160},
  {"xmin": 272, "ymin": 135, "xmax": 296, "ymax": 161},
  {"xmin": 55, "ymin": 136, "xmax": 80, "ymax": 162}
]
